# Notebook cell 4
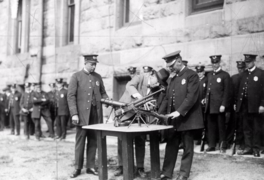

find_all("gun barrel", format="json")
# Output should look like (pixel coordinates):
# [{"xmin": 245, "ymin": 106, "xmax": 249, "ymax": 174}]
[{"xmin": 100, "ymin": 99, "xmax": 126, "ymax": 107}]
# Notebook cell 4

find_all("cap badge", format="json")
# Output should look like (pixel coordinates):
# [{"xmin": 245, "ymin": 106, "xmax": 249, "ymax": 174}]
[
  {"xmin": 93, "ymin": 56, "xmax": 97, "ymax": 60},
  {"xmin": 217, "ymin": 78, "xmax": 221, "ymax": 83},
  {"xmin": 254, "ymin": 76, "xmax": 258, "ymax": 81},
  {"xmin": 96, "ymin": 81, "xmax": 100, "ymax": 86},
  {"xmin": 182, "ymin": 79, "xmax": 186, "ymax": 85},
  {"xmin": 212, "ymin": 56, "xmax": 217, "ymax": 59}
]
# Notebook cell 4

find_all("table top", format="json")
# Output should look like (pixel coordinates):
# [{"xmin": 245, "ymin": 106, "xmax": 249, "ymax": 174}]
[{"xmin": 82, "ymin": 123, "xmax": 173, "ymax": 133}]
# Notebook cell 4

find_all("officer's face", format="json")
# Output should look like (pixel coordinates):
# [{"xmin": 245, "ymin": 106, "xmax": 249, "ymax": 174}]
[
  {"xmin": 35, "ymin": 85, "xmax": 41, "ymax": 92},
  {"xmin": 56, "ymin": 83, "xmax": 62, "ymax": 89},
  {"xmin": 30, "ymin": 85, "xmax": 35, "ymax": 91},
  {"xmin": 212, "ymin": 62, "xmax": 220, "ymax": 70},
  {"xmin": 85, "ymin": 62, "xmax": 97, "ymax": 73},
  {"xmin": 197, "ymin": 71, "xmax": 205, "ymax": 78},
  {"xmin": 169, "ymin": 58, "xmax": 183, "ymax": 73},
  {"xmin": 245, "ymin": 61, "xmax": 254, "ymax": 69},
  {"xmin": 237, "ymin": 68, "xmax": 245, "ymax": 74}
]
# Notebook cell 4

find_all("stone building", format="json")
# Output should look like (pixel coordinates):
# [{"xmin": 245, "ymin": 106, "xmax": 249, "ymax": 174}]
[{"xmin": 0, "ymin": 0, "xmax": 264, "ymax": 104}]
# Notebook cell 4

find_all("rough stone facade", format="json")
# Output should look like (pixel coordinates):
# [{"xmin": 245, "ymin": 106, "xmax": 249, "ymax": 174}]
[{"xmin": 0, "ymin": 0, "xmax": 264, "ymax": 109}]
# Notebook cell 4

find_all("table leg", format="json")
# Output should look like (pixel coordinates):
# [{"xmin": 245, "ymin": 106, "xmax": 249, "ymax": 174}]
[
  {"xmin": 150, "ymin": 131, "xmax": 160, "ymax": 179},
  {"xmin": 97, "ymin": 130, "xmax": 107, "ymax": 180},
  {"xmin": 122, "ymin": 133, "xmax": 134, "ymax": 180}
]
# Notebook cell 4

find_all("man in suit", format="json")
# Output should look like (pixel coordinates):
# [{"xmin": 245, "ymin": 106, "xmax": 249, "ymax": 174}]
[
  {"xmin": 114, "ymin": 66, "xmax": 156, "ymax": 178},
  {"xmin": 20, "ymin": 82, "xmax": 34, "ymax": 139},
  {"xmin": 32, "ymin": 82, "xmax": 54, "ymax": 140},
  {"xmin": 47, "ymin": 82, "xmax": 56, "ymax": 133},
  {"xmin": 159, "ymin": 50, "xmax": 203, "ymax": 180},
  {"xmin": 0, "ymin": 88, "xmax": 8, "ymax": 131},
  {"xmin": 3, "ymin": 87, "xmax": 11, "ymax": 128},
  {"xmin": 205, "ymin": 55, "xmax": 231, "ymax": 153},
  {"xmin": 68, "ymin": 54, "xmax": 108, "ymax": 178},
  {"xmin": 8, "ymin": 84, "xmax": 21, "ymax": 135},
  {"xmin": 226, "ymin": 61, "xmax": 246, "ymax": 149},
  {"xmin": 236, "ymin": 54, "xmax": 264, "ymax": 157},
  {"xmin": 54, "ymin": 78, "xmax": 69, "ymax": 140}
]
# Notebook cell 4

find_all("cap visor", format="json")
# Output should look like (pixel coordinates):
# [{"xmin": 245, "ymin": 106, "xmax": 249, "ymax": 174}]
[{"xmin": 166, "ymin": 60, "xmax": 176, "ymax": 67}]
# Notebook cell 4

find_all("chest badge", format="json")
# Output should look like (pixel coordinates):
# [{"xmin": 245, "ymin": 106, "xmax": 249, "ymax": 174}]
[
  {"xmin": 60, "ymin": 94, "xmax": 64, "ymax": 98},
  {"xmin": 96, "ymin": 81, "xmax": 100, "ymax": 86},
  {"xmin": 217, "ymin": 78, "xmax": 221, "ymax": 83},
  {"xmin": 15, "ymin": 97, "xmax": 18, "ymax": 101},
  {"xmin": 203, "ymin": 83, "xmax": 206, "ymax": 87},
  {"xmin": 181, "ymin": 79, "xmax": 186, "ymax": 85},
  {"xmin": 254, "ymin": 76, "xmax": 258, "ymax": 81},
  {"xmin": 0, "ymin": 98, "xmax": 3, "ymax": 101}
]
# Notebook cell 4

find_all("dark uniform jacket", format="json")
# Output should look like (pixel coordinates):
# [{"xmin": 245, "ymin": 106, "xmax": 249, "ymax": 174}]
[
  {"xmin": 236, "ymin": 67, "xmax": 264, "ymax": 113},
  {"xmin": 0, "ymin": 93, "xmax": 6, "ymax": 113},
  {"xmin": 67, "ymin": 69, "xmax": 108, "ymax": 126},
  {"xmin": 8, "ymin": 91, "xmax": 21, "ymax": 115},
  {"xmin": 47, "ymin": 90, "xmax": 56, "ymax": 114},
  {"xmin": 55, "ymin": 88, "xmax": 69, "ymax": 116},
  {"xmin": 205, "ymin": 69, "xmax": 231, "ymax": 114},
  {"xmin": 32, "ymin": 91, "xmax": 50, "ymax": 119},
  {"xmin": 159, "ymin": 67, "xmax": 204, "ymax": 131},
  {"xmin": 199, "ymin": 76, "xmax": 208, "ymax": 106},
  {"xmin": 231, "ymin": 73, "xmax": 241, "ymax": 106},
  {"xmin": 19, "ymin": 91, "xmax": 33, "ymax": 115}
]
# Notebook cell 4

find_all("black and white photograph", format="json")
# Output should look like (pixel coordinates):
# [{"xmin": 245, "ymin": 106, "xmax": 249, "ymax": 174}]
[{"xmin": 0, "ymin": 0, "xmax": 264, "ymax": 180}]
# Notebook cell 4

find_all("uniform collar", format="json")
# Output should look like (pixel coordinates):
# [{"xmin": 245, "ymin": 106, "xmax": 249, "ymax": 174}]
[
  {"xmin": 248, "ymin": 66, "xmax": 256, "ymax": 72},
  {"xmin": 214, "ymin": 67, "xmax": 221, "ymax": 73}
]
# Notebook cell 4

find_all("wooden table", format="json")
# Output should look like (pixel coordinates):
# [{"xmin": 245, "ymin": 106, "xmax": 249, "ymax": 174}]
[{"xmin": 83, "ymin": 123, "xmax": 173, "ymax": 180}]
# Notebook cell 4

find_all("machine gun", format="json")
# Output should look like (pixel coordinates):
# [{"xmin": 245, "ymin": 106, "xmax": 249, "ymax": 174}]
[{"xmin": 101, "ymin": 87, "xmax": 169, "ymax": 127}]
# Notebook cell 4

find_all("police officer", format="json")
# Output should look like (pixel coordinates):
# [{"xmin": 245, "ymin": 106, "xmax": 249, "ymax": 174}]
[
  {"xmin": 54, "ymin": 78, "xmax": 69, "ymax": 140},
  {"xmin": 3, "ymin": 87, "xmax": 11, "ymax": 128},
  {"xmin": 32, "ymin": 82, "xmax": 54, "ymax": 140},
  {"xmin": 236, "ymin": 54, "xmax": 264, "ymax": 157},
  {"xmin": 194, "ymin": 65, "xmax": 207, "ymax": 145},
  {"xmin": 20, "ymin": 82, "xmax": 34, "ymax": 139},
  {"xmin": 47, "ymin": 82, "xmax": 57, "ymax": 133},
  {"xmin": 8, "ymin": 84, "xmax": 21, "ymax": 135},
  {"xmin": 0, "ymin": 88, "xmax": 7, "ymax": 131},
  {"xmin": 159, "ymin": 50, "xmax": 203, "ymax": 180},
  {"xmin": 205, "ymin": 55, "xmax": 231, "ymax": 153},
  {"xmin": 68, "ymin": 54, "xmax": 108, "ymax": 178},
  {"xmin": 226, "ymin": 61, "xmax": 246, "ymax": 149}
]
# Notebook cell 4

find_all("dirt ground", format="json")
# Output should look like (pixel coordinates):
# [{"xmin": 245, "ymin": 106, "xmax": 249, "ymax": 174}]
[{"xmin": 0, "ymin": 128, "xmax": 264, "ymax": 180}]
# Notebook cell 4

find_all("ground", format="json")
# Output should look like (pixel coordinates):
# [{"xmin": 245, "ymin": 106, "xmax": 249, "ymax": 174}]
[{"xmin": 0, "ymin": 126, "xmax": 264, "ymax": 180}]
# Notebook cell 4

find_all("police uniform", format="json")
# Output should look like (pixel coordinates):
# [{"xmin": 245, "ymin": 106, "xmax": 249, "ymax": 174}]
[
  {"xmin": 159, "ymin": 51, "xmax": 203, "ymax": 180},
  {"xmin": 20, "ymin": 82, "xmax": 34, "ymax": 139},
  {"xmin": 32, "ymin": 83, "xmax": 54, "ymax": 140},
  {"xmin": 0, "ymin": 91, "xmax": 7, "ymax": 130},
  {"xmin": 226, "ymin": 61, "xmax": 245, "ymax": 147},
  {"xmin": 205, "ymin": 55, "xmax": 231, "ymax": 152},
  {"xmin": 8, "ymin": 84, "xmax": 21, "ymax": 135},
  {"xmin": 236, "ymin": 54, "xmax": 264, "ymax": 157},
  {"xmin": 54, "ymin": 78, "xmax": 69, "ymax": 140},
  {"xmin": 47, "ymin": 83, "xmax": 56, "ymax": 132},
  {"xmin": 67, "ymin": 54, "xmax": 108, "ymax": 177}
]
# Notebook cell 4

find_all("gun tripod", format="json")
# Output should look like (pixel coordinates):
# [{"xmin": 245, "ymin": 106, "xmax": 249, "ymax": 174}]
[{"xmin": 127, "ymin": 110, "xmax": 148, "ymax": 128}]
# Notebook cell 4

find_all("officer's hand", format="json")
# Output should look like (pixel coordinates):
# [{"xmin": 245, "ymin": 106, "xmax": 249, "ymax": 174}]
[
  {"xmin": 29, "ymin": 108, "xmax": 33, "ymax": 112},
  {"xmin": 72, "ymin": 115, "xmax": 79, "ymax": 124},
  {"xmin": 133, "ymin": 93, "xmax": 143, "ymax": 99},
  {"xmin": 22, "ymin": 108, "xmax": 28, "ymax": 113},
  {"xmin": 233, "ymin": 105, "xmax": 236, "ymax": 111},
  {"xmin": 220, "ymin": 105, "xmax": 225, "ymax": 113},
  {"xmin": 41, "ymin": 98, "xmax": 46, "ymax": 101},
  {"xmin": 168, "ymin": 111, "xmax": 180, "ymax": 119},
  {"xmin": 259, "ymin": 106, "xmax": 264, "ymax": 114}
]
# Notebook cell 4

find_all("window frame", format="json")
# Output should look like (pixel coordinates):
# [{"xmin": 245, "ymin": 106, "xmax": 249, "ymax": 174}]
[
  {"xmin": 67, "ymin": 0, "xmax": 75, "ymax": 44},
  {"xmin": 192, "ymin": 0, "xmax": 224, "ymax": 13}
]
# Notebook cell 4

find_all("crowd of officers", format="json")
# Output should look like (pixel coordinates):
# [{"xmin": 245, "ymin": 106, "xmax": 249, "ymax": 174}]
[
  {"xmin": 0, "ymin": 52, "xmax": 264, "ymax": 180},
  {"xmin": 0, "ymin": 78, "xmax": 71, "ymax": 141}
]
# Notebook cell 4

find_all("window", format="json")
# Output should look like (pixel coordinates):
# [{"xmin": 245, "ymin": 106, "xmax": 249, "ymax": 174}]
[
  {"xmin": 16, "ymin": 0, "xmax": 22, "ymax": 53},
  {"xmin": 68, "ymin": 0, "xmax": 75, "ymax": 43},
  {"xmin": 191, "ymin": 0, "xmax": 224, "ymax": 13},
  {"xmin": 118, "ymin": 0, "xmax": 143, "ymax": 28}
]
